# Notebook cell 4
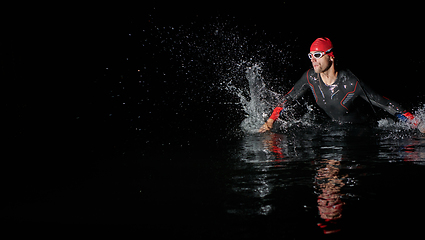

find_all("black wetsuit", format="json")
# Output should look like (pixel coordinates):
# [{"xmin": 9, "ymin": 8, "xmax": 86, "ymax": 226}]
[{"xmin": 269, "ymin": 68, "xmax": 406, "ymax": 123}]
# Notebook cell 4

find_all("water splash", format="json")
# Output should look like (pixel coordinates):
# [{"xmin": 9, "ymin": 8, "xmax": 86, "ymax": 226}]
[
  {"xmin": 124, "ymin": 16, "xmax": 302, "ymax": 136},
  {"xmin": 377, "ymin": 104, "xmax": 425, "ymax": 136},
  {"xmin": 239, "ymin": 64, "xmax": 280, "ymax": 133},
  {"xmin": 232, "ymin": 63, "xmax": 317, "ymax": 134}
]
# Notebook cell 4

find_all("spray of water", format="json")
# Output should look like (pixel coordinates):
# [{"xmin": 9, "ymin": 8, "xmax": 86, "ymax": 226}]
[
  {"xmin": 239, "ymin": 64, "xmax": 277, "ymax": 132},
  {"xmin": 230, "ymin": 63, "xmax": 317, "ymax": 134},
  {"xmin": 378, "ymin": 104, "xmax": 425, "ymax": 134}
]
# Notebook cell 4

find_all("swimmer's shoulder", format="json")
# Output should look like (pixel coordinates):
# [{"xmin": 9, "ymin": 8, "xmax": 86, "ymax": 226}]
[{"xmin": 337, "ymin": 69, "xmax": 359, "ymax": 83}]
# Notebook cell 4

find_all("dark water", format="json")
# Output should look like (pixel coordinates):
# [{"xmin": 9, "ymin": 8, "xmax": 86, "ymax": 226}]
[{"xmin": 3, "ymin": 7, "xmax": 425, "ymax": 238}]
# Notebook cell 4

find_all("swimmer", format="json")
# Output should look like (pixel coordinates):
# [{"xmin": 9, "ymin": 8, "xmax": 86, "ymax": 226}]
[{"xmin": 259, "ymin": 37, "xmax": 425, "ymax": 133}]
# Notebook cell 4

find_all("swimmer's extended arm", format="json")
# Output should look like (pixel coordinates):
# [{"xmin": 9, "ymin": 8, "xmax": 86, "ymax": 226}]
[
  {"xmin": 357, "ymin": 81, "xmax": 405, "ymax": 116},
  {"xmin": 258, "ymin": 106, "xmax": 284, "ymax": 132},
  {"xmin": 358, "ymin": 81, "xmax": 424, "ymax": 133},
  {"xmin": 259, "ymin": 70, "xmax": 311, "ymax": 132}
]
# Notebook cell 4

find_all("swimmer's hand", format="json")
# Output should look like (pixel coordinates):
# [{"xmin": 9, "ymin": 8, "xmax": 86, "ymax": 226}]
[
  {"xmin": 396, "ymin": 112, "xmax": 424, "ymax": 133},
  {"xmin": 259, "ymin": 119, "xmax": 274, "ymax": 133}
]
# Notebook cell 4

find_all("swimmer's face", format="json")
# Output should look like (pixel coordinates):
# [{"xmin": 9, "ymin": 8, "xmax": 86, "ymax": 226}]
[{"xmin": 311, "ymin": 53, "xmax": 333, "ymax": 73}]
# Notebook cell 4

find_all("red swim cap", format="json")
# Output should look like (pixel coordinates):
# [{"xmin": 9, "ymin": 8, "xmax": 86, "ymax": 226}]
[{"xmin": 310, "ymin": 37, "xmax": 334, "ymax": 58}]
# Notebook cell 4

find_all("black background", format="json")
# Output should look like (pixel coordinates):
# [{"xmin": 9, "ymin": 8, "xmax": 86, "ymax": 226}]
[{"xmin": 2, "ymin": 3, "xmax": 424, "ymax": 230}]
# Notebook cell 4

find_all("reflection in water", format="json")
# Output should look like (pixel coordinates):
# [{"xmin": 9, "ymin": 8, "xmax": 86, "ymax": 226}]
[
  {"xmin": 315, "ymin": 159, "xmax": 347, "ymax": 234},
  {"xmin": 229, "ymin": 134, "xmax": 281, "ymax": 216},
  {"xmin": 378, "ymin": 136, "xmax": 425, "ymax": 164},
  {"xmin": 229, "ymin": 131, "xmax": 352, "ymax": 231},
  {"xmin": 263, "ymin": 133, "xmax": 286, "ymax": 161},
  {"xmin": 229, "ymin": 128, "xmax": 424, "ymax": 235}
]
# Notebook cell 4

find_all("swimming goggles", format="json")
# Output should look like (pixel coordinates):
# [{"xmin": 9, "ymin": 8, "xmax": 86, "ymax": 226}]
[{"xmin": 308, "ymin": 48, "xmax": 333, "ymax": 59}]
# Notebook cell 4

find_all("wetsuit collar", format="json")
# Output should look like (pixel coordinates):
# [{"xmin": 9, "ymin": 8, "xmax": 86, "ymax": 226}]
[{"xmin": 320, "ymin": 71, "xmax": 338, "ymax": 86}]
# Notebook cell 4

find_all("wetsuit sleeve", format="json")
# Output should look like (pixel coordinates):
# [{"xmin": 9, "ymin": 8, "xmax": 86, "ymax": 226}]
[
  {"xmin": 269, "ymin": 107, "xmax": 284, "ymax": 120},
  {"xmin": 359, "ymin": 83, "xmax": 421, "ymax": 127},
  {"xmin": 269, "ymin": 70, "xmax": 312, "ymax": 120},
  {"xmin": 357, "ymin": 81, "xmax": 405, "ymax": 116}
]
